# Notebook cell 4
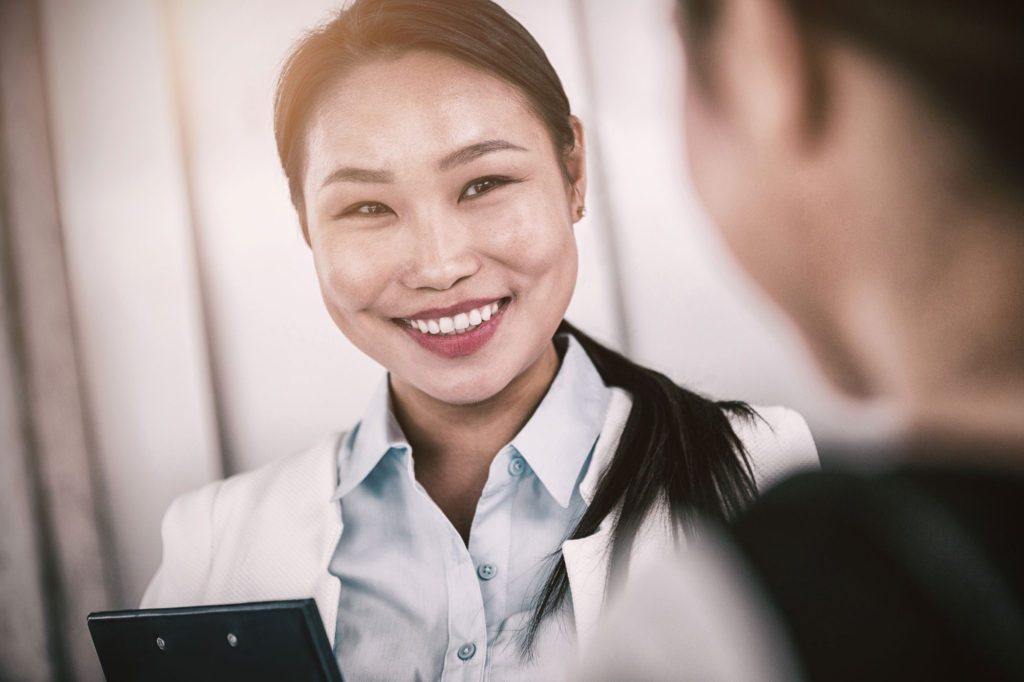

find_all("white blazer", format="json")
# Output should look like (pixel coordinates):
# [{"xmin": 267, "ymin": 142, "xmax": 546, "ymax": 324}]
[{"xmin": 141, "ymin": 389, "xmax": 817, "ymax": 651}]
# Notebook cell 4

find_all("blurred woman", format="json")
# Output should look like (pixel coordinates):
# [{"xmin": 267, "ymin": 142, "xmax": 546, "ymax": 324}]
[
  {"xmin": 584, "ymin": 0, "xmax": 1024, "ymax": 679},
  {"xmin": 141, "ymin": 0, "xmax": 817, "ymax": 678}
]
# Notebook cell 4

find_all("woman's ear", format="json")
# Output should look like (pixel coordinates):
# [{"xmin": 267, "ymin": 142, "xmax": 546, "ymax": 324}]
[
  {"xmin": 708, "ymin": 0, "xmax": 823, "ymax": 152},
  {"xmin": 566, "ymin": 115, "xmax": 588, "ymax": 221}
]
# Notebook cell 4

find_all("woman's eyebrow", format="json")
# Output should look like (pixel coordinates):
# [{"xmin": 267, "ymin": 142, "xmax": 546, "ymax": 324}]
[
  {"xmin": 318, "ymin": 140, "xmax": 526, "ymax": 191},
  {"xmin": 320, "ymin": 166, "xmax": 394, "ymax": 190},
  {"xmin": 437, "ymin": 140, "xmax": 527, "ymax": 171}
]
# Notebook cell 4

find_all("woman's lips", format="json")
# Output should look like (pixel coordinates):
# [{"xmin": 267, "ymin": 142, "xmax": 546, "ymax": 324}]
[{"xmin": 398, "ymin": 298, "xmax": 508, "ymax": 358}]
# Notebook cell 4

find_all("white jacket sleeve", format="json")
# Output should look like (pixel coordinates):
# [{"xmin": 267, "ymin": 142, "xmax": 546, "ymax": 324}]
[
  {"xmin": 136, "ymin": 435, "xmax": 345, "ymax": 643},
  {"xmin": 140, "ymin": 479, "xmax": 223, "ymax": 608}
]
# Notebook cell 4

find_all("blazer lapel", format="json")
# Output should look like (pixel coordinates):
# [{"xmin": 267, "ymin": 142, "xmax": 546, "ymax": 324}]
[{"xmin": 563, "ymin": 388, "xmax": 632, "ymax": 648}]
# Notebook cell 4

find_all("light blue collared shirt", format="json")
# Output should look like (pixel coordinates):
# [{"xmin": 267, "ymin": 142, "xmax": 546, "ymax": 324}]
[{"xmin": 328, "ymin": 334, "xmax": 612, "ymax": 680}]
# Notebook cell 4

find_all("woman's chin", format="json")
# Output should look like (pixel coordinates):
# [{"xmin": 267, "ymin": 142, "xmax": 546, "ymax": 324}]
[{"xmin": 430, "ymin": 380, "xmax": 512, "ymax": 408}]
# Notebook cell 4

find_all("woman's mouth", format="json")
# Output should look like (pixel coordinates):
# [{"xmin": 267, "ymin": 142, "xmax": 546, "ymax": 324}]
[
  {"xmin": 396, "ymin": 298, "xmax": 509, "ymax": 358},
  {"xmin": 402, "ymin": 299, "xmax": 505, "ymax": 335}
]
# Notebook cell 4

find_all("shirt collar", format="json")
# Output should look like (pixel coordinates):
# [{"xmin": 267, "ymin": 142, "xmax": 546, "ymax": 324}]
[
  {"xmin": 333, "ymin": 378, "xmax": 409, "ymax": 501},
  {"xmin": 510, "ymin": 334, "xmax": 611, "ymax": 508},
  {"xmin": 333, "ymin": 333, "xmax": 612, "ymax": 508}
]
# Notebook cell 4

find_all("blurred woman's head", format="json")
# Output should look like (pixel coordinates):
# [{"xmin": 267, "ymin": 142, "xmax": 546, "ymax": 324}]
[
  {"xmin": 675, "ymin": 0, "xmax": 1024, "ymax": 403},
  {"xmin": 274, "ymin": 0, "xmax": 586, "ymax": 407}
]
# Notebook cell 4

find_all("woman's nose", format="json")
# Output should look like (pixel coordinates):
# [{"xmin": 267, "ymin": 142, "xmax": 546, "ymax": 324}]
[{"xmin": 399, "ymin": 212, "xmax": 481, "ymax": 291}]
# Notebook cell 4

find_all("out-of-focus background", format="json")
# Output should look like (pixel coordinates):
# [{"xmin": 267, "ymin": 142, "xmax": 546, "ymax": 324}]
[{"xmin": 0, "ymin": 0, "xmax": 892, "ymax": 678}]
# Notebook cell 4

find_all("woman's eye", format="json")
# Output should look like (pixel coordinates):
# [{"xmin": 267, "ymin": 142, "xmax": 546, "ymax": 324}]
[
  {"xmin": 461, "ymin": 176, "xmax": 520, "ymax": 200},
  {"xmin": 337, "ymin": 202, "xmax": 393, "ymax": 218}
]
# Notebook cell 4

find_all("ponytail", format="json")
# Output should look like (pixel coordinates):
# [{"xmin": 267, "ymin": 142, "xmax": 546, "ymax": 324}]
[{"xmin": 525, "ymin": 320, "xmax": 760, "ymax": 648}]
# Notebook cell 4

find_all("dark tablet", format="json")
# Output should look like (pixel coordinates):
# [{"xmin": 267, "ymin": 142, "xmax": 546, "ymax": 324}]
[{"xmin": 87, "ymin": 598, "xmax": 342, "ymax": 682}]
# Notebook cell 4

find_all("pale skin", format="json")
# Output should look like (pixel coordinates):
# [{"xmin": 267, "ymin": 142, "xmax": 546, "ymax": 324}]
[
  {"xmin": 301, "ymin": 51, "xmax": 587, "ymax": 539},
  {"xmin": 681, "ymin": 0, "xmax": 1024, "ymax": 458}
]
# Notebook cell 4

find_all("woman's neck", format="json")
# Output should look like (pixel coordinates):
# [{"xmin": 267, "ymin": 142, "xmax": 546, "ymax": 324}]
[
  {"xmin": 861, "ymin": 197, "xmax": 1024, "ymax": 458},
  {"xmin": 388, "ymin": 341, "xmax": 561, "ymax": 540},
  {"xmin": 903, "ymin": 385, "xmax": 1024, "ymax": 465}
]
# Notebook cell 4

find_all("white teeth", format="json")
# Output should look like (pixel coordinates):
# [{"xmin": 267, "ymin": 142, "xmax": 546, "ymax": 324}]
[{"xmin": 404, "ymin": 299, "xmax": 504, "ymax": 336}]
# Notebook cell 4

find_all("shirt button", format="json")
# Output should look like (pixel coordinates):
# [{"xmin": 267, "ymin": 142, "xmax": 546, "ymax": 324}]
[
  {"xmin": 508, "ymin": 456, "xmax": 526, "ymax": 476},
  {"xmin": 457, "ymin": 642, "xmax": 476, "ymax": 661},
  {"xmin": 476, "ymin": 563, "xmax": 498, "ymax": 581}
]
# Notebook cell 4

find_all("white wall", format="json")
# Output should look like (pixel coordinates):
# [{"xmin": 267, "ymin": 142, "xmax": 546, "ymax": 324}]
[
  {"xmin": 39, "ymin": 0, "xmax": 889, "ymax": 607},
  {"xmin": 41, "ymin": 0, "xmax": 222, "ymax": 607}
]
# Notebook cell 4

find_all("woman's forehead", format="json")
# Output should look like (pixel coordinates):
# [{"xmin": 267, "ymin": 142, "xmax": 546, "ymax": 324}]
[{"xmin": 303, "ymin": 51, "xmax": 550, "ymax": 179}]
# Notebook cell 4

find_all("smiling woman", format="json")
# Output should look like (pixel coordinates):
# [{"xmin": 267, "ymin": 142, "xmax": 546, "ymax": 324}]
[{"xmin": 139, "ymin": 0, "xmax": 818, "ymax": 678}]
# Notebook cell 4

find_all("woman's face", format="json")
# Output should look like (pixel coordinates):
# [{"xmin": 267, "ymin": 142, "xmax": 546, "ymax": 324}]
[{"xmin": 301, "ymin": 51, "xmax": 584, "ymax": 406}]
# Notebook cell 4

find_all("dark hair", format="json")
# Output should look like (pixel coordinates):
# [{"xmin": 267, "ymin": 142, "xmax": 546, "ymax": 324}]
[
  {"xmin": 275, "ymin": 0, "xmax": 759, "ymax": 651},
  {"xmin": 678, "ymin": 0, "xmax": 1024, "ymax": 189},
  {"xmin": 526, "ymin": 320, "xmax": 758, "ymax": 647}
]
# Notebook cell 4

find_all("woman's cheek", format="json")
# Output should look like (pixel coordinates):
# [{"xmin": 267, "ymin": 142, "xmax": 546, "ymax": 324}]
[
  {"xmin": 485, "ymin": 204, "xmax": 567, "ymax": 272},
  {"xmin": 313, "ymin": 238, "xmax": 390, "ymax": 312},
  {"xmin": 486, "ymin": 218, "xmax": 532, "ymax": 263}
]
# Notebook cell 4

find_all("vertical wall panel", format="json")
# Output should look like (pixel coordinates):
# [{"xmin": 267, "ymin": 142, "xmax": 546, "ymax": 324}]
[
  {"xmin": 0, "ymin": 200, "xmax": 52, "ymax": 682},
  {"xmin": 40, "ymin": 0, "xmax": 222, "ymax": 605},
  {"xmin": 1, "ymin": 2, "xmax": 113, "ymax": 678}
]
